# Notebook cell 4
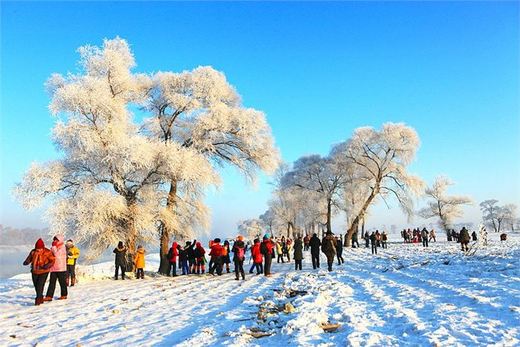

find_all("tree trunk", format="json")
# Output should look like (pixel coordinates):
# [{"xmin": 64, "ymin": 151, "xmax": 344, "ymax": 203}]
[
  {"xmin": 158, "ymin": 180, "xmax": 177, "ymax": 275},
  {"xmin": 326, "ymin": 197, "xmax": 332, "ymax": 234},
  {"xmin": 125, "ymin": 199, "xmax": 138, "ymax": 273},
  {"xmin": 345, "ymin": 187, "xmax": 378, "ymax": 245}
]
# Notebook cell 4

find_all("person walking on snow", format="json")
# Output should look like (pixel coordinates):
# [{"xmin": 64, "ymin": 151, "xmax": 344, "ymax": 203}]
[
  {"xmin": 193, "ymin": 242, "xmax": 206, "ymax": 274},
  {"xmin": 65, "ymin": 239, "xmax": 80, "ymax": 286},
  {"xmin": 471, "ymin": 230, "xmax": 478, "ymax": 242},
  {"xmin": 309, "ymin": 233, "xmax": 321, "ymax": 269},
  {"xmin": 321, "ymin": 231, "xmax": 337, "ymax": 272},
  {"xmin": 209, "ymin": 238, "xmax": 224, "ymax": 276},
  {"xmin": 276, "ymin": 238, "xmax": 284, "ymax": 263},
  {"xmin": 381, "ymin": 231, "xmax": 388, "ymax": 249},
  {"xmin": 113, "ymin": 241, "xmax": 127, "ymax": 280},
  {"xmin": 421, "ymin": 228, "xmax": 429, "ymax": 247},
  {"xmin": 293, "ymin": 236, "xmax": 304, "ymax": 270},
  {"xmin": 460, "ymin": 227, "xmax": 471, "ymax": 252},
  {"xmin": 167, "ymin": 241, "xmax": 179, "ymax": 277},
  {"xmin": 232, "ymin": 235, "xmax": 246, "ymax": 280},
  {"xmin": 186, "ymin": 240, "xmax": 196, "ymax": 274},
  {"xmin": 285, "ymin": 239, "xmax": 292, "ymax": 262},
  {"xmin": 44, "ymin": 235, "xmax": 68, "ymax": 301},
  {"xmin": 303, "ymin": 235, "xmax": 310, "ymax": 251},
  {"xmin": 260, "ymin": 234, "xmax": 274, "ymax": 276},
  {"xmin": 335, "ymin": 236, "xmax": 344, "ymax": 265},
  {"xmin": 249, "ymin": 238, "xmax": 263, "ymax": 275},
  {"xmin": 429, "ymin": 229, "xmax": 436, "ymax": 242},
  {"xmin": 23, "ymin": 238, "xmax": 56, "ymax": 305},
  {"xmin": 370, "ymin": 232, "xmax": 378, "ymax": 255},
  {"xmin": 351, "ymin": 230, "xmax": 360, "ymax": 248},
  {"xmin": 222, "ymin": 240, "xmax": 231, "ymax": 273},
  {"xmin": 364, "ymin": 231, "xmax": 370, "ymax": 248},
  {"xmin": 134, "ymin": 245, "xmax": 146, "ymax": 279}
]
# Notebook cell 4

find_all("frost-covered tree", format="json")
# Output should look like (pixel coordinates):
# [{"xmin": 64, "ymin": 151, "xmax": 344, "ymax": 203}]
[
  {"xmin": 259, "ymin": 209, "xmax": 275, "ymax": 233},
  {"xmin": 335, "ymin": 123, "xmax": 424, "ymax": 242},
  {"xmin": 480, "ymin": 199, "xmax": 509, "ymax": 233},
  {"xmin": 282, "ymin": 155, "xmax": 346, "ymax": 234},
  {"xmin": 141, "ymin": 62, "xmax": 280, "ymax": 274},
  {"xmin": 418, "ymin": 176, "xmax": 472, "ymax": 233},
  {"xmin": 14, "ymin": 38, "xmax": 218, "ymax": 258},
  {"xmin": 502, "ymin": 204, "xmax": 518, "ymax": 232},
  {"xmin": 237, "ymin": 218, "xmax": 265, "ymax": 240}
]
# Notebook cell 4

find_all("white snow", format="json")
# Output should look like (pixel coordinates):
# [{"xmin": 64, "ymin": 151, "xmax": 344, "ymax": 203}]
[{"xmin": 1, "ymin": 233, "xmax": 519, "ymax": 346}]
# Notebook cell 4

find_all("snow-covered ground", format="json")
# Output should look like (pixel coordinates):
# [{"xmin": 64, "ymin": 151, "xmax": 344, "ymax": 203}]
[{"xmin": 1, "ymin": 233, "xmax": 519, "ymax": 346}]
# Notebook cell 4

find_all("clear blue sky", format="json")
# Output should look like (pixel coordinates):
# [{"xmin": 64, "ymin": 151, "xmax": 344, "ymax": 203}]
[{"xmin": 1, "ymin": 2, "xmax": 519, "ymax": 236}]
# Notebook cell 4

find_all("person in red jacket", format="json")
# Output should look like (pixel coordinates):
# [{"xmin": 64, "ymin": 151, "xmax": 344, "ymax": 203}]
[
  {"xmin": 260, "ymin": 234, "xmax": 275, "ymax": 276},
  {"xmin": 249, "ymin": 238, "xmax": 264, "ymax": 275},
  {"xmin": 167, "ymin": 241, "xmax": 179, "ymax": 277},
  {"xmin": 23, "ymin": 238, "xmax": 56, "ymax": 306},
  {"xmin": 193, "ymin": 242, "xmax": 206, "ymax": 274},
  {"xmin": 208, "ymin": 238, "xmax": 223, "ymax": 276}
]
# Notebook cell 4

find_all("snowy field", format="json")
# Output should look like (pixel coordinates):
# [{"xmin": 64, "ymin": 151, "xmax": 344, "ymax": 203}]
[{"xmin": 1, "ymin": 233, "xmax": 519, "ymax": 347}]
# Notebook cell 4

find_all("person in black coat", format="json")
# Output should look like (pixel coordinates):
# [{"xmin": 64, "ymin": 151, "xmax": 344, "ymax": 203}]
[
  {"xmin": 309, "ymin": 233, "xmax": 321, "ymax": 269},
  {"xmin": 351, "ymin": 231, "xmax": 360, "ymax": 248},
  {"xmin": 364, "ymin": 232, "xmax": 370, "ymax": 248},
  {"xmin": 293, "ymin": 237, "xmax": 303, "ymax": 270},
  {"xmin": 232, "ymin": 236, "xmax": 246, "ymax": 280},
  {"xmin": 336, "ymin": 236, "xmax": 344, "ymax": 265},
  {"xmin": 369, "ymin": 232, "xmax": 377, "ymax": 255},
  {"xmin": 113, "ymin": 241, "xmax": 127, "ymax": 280}
]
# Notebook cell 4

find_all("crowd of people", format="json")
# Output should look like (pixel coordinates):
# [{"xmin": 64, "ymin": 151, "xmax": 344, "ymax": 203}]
[{"xmin": 23, "ymin": 224, "xmax": 502, "ymax": 306}]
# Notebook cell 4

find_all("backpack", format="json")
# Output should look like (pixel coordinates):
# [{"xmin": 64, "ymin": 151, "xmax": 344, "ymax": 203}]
[{"xmin": 237, "ymin": 246, "xmax": 245, "ymax": 260}]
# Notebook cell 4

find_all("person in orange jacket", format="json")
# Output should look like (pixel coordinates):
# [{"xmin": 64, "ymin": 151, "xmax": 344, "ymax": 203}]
[
  {"xmin": 222, "ymin": 240, "xmax": 231, "ymax": 273},
  {"xmin": 134, "ymin": 245, "xmax": 145, "ymax": 279},
  {"xmin": 23, "ymin": 238, "xmax": 56, "ymax": 305}
]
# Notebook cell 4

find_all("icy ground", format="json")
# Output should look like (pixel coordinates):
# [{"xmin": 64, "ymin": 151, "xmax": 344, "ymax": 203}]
[{"xmin": 1, "ymin": 234, "xmax": 519, "ymax": 347}]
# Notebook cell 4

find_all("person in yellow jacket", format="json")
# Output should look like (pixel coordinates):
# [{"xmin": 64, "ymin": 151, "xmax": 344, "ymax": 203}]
[
  {"xmin": 134, "ymin": 245, "xmax": 146, "ymax": 279},
  {"xmin": 65, "ymin": 239, "xmax": 80, "ymax": 286}
]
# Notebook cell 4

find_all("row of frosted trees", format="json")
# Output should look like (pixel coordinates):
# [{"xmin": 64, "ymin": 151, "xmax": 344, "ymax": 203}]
[{"xmin": 239, "ymin": 124, "xmax": 489, "ymax": 244}]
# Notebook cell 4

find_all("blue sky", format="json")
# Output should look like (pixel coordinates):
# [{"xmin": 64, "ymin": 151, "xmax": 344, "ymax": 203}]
[{"xmin": 1, "ymin": 2, "xmax": 519, "ymax": 236}]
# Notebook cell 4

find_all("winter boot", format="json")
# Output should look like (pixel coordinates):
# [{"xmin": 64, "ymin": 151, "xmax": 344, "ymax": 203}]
[
  {"xmin": 58, "ymin": 296, "xmax": 67, "ymax": 300},
  {"xmin": 43, "ymin": 296, "xmax": 52, "ymax": 302},
  {"xmin": 241, "ymin": 272, "xmax": 245, "ymax": 280},
  {"xmin": 35, "ymin": 298, "xmax": 40, "ymax": 306}
]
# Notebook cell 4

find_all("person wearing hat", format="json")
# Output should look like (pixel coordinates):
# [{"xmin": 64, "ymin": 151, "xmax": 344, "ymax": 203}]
[
  {"xmin": 321, "ymin": 231, "xmax": 337, "ymax": 272},
  {"xmin": 65, "ymin": 239, "xmax": 80, "ymax": 286},
  {"xmin": 260, "ymin": 234, "xmax": 275, "ymax": 276},
  {"xmin": 232, "ymin": 235, "xmax": 246, "ymax": 280},
  {"xmin": 23, "ymin": 238, "xmax": 56, "ymax": 305},
  {"xmin": 113, "ymin": 241, "xmax": 127, "ymax": 280},
  {"xmin": 209, "ymin": 238, "xmax": 223, "ymax": 275},
  {"xmin": 44, "ymin": 235, "xmax": 68, "ymax": 301}
]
